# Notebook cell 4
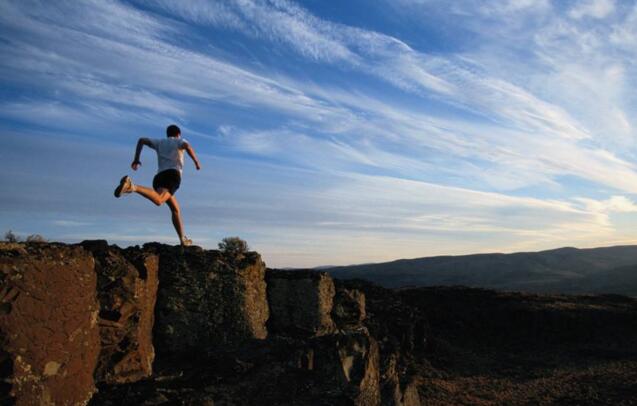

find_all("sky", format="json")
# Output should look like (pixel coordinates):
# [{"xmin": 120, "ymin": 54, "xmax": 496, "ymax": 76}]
[{"xmin": 2, "ymin": 0, "xmax": 637, "ymax": 268}]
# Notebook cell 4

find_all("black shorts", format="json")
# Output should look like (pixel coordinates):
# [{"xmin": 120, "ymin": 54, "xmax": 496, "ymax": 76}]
[{"xmin": 153, "ymin": 169, "xmax": 181, "ymax": 195}]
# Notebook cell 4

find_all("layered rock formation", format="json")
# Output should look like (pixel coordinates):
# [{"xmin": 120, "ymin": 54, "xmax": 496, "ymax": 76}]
[{"xmin": 80, "ymin": 240, "xmax": 159, "ymax": 384}]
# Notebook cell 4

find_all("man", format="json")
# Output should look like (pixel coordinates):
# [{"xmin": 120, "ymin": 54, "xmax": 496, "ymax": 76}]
[{"xmin": 114, "ymin": 124, "xmax": 201, "ymax": 246}]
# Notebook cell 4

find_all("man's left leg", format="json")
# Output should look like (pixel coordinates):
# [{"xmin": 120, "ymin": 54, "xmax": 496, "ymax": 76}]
[{"xmin": 114, "ymin": 176, "xmax": 171, "ymax": 206}]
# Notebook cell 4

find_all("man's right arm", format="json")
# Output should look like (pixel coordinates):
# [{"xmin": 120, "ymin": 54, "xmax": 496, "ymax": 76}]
[
  {"xmin": 182, "ymin": 141, "xmax": 201, "ymax": 170},
  {"xmin": 132, "ymin": 138, "xmax": 153, "ymax": 170}
]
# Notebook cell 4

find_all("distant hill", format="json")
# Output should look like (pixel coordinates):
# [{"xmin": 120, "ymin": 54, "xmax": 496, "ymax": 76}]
[{"xmin": 324, "ymin": 245, "xmax": 637, "ymax": 295}]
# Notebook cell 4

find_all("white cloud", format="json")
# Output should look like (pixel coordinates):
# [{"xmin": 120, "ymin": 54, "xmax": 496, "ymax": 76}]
[
  {"xmin": 609, "ymin": 4, "xmax": 637, "ymax": 50},
  {"xmin": 575, "ymin": 195, "xmax": 637, "ymax": 214},
  {"xmin": 395, "ymin": 0, "xmax": 550, "ymax": 17},
  {"xmin": 569, "ymin": 0, "xmax": 616, "ymax": 19}
]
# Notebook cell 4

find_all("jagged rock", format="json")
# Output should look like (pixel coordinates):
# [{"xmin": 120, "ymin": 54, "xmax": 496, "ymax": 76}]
[
  {"xmin": 336, "ymin": 280, "xmax": 425, "ymax": 406},
  {"xmin": 333, "ymin": 285, "xmax": 366, "ymax": 330},
  {"xmin": 215, "ymin": 331, "xmax": 381, "ymax": 405},
  {"xmin": 381, "ymin": 353, "xmax": 421, "ymax": 406},
  {"xmin": 399, "ymin": 379, "xmax": 421, "ymax": 406},
  {"xmin": 333, "ymin": 331, "xmax": 381, "ymax": 406},
  {"xmin": 266, "ymin": 269, "xmax": 336, "ymax": 337},
  {"xmin": 0, "ymin": 242, "xmax": 100, "ymax": 405},
  {"xmin": 81, "ymin": 240, "xmax": 159, "ymax": 384},
  {"xmin": 149, "ymin": 244, "xmax": 268, "ymax": 355},
  {"xmin": 283, "ymin": 331, "xmax": 381, "ymax": 405}
]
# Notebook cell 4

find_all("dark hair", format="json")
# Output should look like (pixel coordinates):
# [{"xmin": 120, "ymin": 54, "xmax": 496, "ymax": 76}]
[{"xmin": 166, "ymin": 124, "xmax": 181, "ymax": 138}]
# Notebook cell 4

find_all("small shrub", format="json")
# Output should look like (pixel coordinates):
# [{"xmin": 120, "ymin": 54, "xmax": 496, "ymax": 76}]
[
  {"xmin": 218, "ymin": 237, "xmax": 249, "ymax": 257},
  {"xmin": 26, "ymin": 234, "xmax": 47, "ymax": 243},
  {"xmin": 3, "ymin": 230, "xmax": 19, "ymax": 243}
]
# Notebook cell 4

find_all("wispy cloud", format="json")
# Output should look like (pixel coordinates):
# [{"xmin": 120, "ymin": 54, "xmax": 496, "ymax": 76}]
[
  {"xmin": 133, "ymin": 0, "xmax": 632, "ymax": 188},
  {"xmin": 146, "ymin": 0, "xmax": 593, "ymax": 145},
  {"xmin": 53, "ymin": 220, "xmax": 93, "ymax": 227},
  {"xmin": 139, "ymin": 0, "xmax": 455, "ymax": 94}
]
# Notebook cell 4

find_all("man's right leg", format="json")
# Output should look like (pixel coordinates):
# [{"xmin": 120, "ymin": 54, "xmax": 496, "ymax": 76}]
[
  {"xmin": 134, "ymin": 185, "xmax": 172, "ymax": 206},
  {"xmin": 166, "ymin": 195, "xmax": 190, "ymax": 245}
]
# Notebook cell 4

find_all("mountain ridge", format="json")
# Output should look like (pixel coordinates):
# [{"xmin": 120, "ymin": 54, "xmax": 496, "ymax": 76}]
[
  {"xmin": 324, "ymin": 244, "xmax": 637, "ymax": 295},
  {"xmin": 323, "ymin": 245, "xmax": 631, "ymax": 268}
]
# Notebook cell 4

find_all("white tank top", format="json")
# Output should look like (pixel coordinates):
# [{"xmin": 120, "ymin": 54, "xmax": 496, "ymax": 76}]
[{"xmin": 148, "ymin": 137, "xmax": 188, "ymax": 174}]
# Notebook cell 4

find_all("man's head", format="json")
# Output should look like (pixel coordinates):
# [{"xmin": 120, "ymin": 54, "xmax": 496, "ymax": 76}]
[{"xmin": 166, "ymin": 124, "xmax": 181, "ymax": 138}]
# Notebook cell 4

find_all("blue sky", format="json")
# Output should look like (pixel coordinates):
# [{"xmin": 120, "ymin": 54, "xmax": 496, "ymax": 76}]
[{"xmin": 2, "ymin": 0, "xmax": 637, "ymax": 267}]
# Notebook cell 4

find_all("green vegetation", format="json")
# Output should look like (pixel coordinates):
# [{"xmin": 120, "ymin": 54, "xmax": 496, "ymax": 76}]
[{"xmin": 218, "ymin": 236, "xmax": 249, "ymax": 259}]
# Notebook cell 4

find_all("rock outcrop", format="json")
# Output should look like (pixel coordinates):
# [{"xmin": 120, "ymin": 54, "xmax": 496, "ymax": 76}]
[
  {"xmin": 266, "ymin": 269, "xmax": 336, "ymax": 337},
  {"xmin": 0, "ymin": 242, "xmax": 100, "ymax": 406},
  {"xmin": 0, "ymin": 241, "xmax": 425, "ymax": 405},
  {"xmin": 265, "ymin": 269, "xmax": 383, "ymax": 405},
  {"xmin": 147, "ymin": 243, "xmax": 268, "ymax": 355}
]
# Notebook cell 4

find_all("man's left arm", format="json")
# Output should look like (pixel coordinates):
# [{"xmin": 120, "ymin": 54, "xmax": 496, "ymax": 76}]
[{"xmin": 132, "ymin": 137, "xmax": 154, "ymax": 170}]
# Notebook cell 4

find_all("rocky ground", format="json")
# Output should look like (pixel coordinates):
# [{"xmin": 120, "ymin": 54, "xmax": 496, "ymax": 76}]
[
  {"xmin": 405, "ymin": 287, "xmax": 637, "ymax": 405},
  {"xmin": 1, "ymin": 241, "xmax": 637, "ymax": 405}
]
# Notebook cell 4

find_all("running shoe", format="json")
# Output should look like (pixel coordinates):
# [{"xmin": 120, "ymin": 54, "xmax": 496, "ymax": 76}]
[{"xmin": 114, "ymin": 175, "xmax": 134, "ymax": 198}]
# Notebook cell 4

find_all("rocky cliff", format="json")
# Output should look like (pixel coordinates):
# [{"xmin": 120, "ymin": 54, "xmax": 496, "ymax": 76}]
[{"xmin": 0, "ymin": 241, "xmax": 421, "ymax": 406}]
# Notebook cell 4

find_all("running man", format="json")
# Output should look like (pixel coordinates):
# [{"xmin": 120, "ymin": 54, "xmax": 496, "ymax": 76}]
[{"xmin": 114, "ymin": 124, "xmax": 201, "ymax": 246}]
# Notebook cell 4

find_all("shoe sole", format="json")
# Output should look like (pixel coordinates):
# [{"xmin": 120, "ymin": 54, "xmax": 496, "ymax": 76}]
[{"xmin": 114, "ymin": 176, "xmax": 129, "ymax": 198}]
